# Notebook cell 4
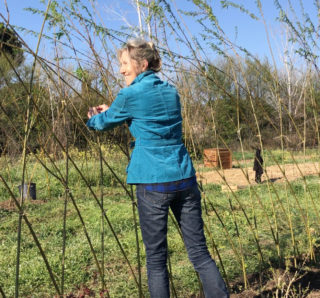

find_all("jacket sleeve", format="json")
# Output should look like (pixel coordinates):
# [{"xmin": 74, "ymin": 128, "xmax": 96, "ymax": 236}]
[{"xmin": 86, "ymin": 90, "xmax": 131, "ymax": 131}]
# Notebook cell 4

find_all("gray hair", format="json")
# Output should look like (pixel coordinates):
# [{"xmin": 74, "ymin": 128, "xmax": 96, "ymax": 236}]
[{"xmin": 118, "ymin": 38, "xmax": 162, "ymax": 72}]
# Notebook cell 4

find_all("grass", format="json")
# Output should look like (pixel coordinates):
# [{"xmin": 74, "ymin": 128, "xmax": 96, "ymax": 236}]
[{"xmin": 0, "ymin": 150, "xmax": 320, "ymax": 296}]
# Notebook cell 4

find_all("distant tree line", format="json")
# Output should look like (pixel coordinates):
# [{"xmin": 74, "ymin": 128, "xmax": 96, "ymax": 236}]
[
  {"xmin": 0, "ymin": 21, "xmax": 319, "ymax": 158},
  {"xmin": 180, "ymin": 57, "xmax": 320, "ymax": 154}
]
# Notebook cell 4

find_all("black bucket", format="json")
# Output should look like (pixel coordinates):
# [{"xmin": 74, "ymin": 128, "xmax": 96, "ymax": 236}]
[{"xmin": 18, "ymin": 183, "xmax": 36, "ymax": 200}]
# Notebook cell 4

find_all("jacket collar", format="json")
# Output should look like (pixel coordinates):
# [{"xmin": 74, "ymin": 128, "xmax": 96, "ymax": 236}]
[{"xmin": 130, "ymin": 70, "xmax": 155, "ymax": 86}]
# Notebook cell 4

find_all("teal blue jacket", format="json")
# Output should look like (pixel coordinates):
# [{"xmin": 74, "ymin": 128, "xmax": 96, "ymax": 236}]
[{"xmin": 86, "ymin": 70, "xmax": 195, "ymax": 184}]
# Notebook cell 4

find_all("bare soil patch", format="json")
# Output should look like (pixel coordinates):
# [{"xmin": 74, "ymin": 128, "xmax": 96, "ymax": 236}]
[
  {"xmin": 230, "ymin": 265, "xmax": 320, "ymax": 298},
  {"xmin": 0, "ymin": 199, "xmax": 46, "ymax": 211},
  {"xmin": 197, "ymin": 161, "xmax": 320, "ymax": 188}
]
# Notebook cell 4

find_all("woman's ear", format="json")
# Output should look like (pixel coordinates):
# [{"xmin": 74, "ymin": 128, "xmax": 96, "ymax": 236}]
[{"xmin": 141, "ymin": 59, "xmax": 149, "ymax": 71}]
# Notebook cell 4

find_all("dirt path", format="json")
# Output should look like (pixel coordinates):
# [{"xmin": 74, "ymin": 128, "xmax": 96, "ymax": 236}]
[{"xmin": 197, "ymin": 161, "xmax": 320, "ymax": 188}]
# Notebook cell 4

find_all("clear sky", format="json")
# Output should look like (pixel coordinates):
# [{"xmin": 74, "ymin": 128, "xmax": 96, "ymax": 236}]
[{"xmin": 0, "ymin": 0, "xmax": 318, "ymax": 66}]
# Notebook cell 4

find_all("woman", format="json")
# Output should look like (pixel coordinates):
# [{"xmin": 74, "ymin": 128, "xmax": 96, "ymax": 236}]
[
  {"xmin": 87, "ymin": 38, "xmax": 229, "ymax": 298},
  {"xmin": 253, "ymin": 148, "xmax": 263, "ymax": 183}
]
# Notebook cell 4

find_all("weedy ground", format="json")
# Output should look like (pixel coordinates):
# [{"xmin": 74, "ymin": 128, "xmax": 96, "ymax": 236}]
[{"xmin": 0, "ymin": 149, "xmax": 319, "ymax": 297}]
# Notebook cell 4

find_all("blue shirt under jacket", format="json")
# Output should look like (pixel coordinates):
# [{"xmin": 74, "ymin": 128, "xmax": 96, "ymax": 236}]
[{"xmin": 86, "ymin": 70, "xmax": 195, "ymax": 184}]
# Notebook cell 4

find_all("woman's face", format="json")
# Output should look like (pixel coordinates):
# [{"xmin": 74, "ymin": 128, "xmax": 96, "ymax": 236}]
[{"xmin": 119, "ymin": 50, "xmax": 147, "ymax": 86}]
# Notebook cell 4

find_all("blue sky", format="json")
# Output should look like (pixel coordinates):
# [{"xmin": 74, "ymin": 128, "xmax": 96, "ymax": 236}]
[{"xmin": 0, "ymin": 0, "xmax": 318, "ymax": 66}]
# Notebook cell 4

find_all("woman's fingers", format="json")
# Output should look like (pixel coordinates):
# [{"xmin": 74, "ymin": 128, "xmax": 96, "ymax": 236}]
[
  {"xmin": 87, "ymin": 107, "xmax": 98, "ymax": 119},
  {"xmin": 87, "ymin": 107, "xmax": 94, "ymax": 119},
  {"xmin": 97, "ymin": 104, "xmax": 109, "ymax": 112},
  {"xmin": 87, "ymin": 104, "xmax": 109, "ymax": 119}
]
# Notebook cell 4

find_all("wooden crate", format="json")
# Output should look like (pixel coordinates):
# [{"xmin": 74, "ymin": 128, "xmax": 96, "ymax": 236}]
[{"xmin": 203, "ymin": 148, "xmax": 232, "ymax": 169}]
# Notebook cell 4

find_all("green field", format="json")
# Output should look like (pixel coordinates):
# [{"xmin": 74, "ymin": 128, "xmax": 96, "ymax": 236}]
[{"xmin": 1, "ymin": 149, "xmax": 320, "ymax": 297}]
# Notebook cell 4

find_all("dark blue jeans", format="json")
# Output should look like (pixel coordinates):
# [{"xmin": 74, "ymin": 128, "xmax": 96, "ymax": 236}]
[{"xmin": 136, "ymin": 184, "xmax": 229, "ymax": 298}]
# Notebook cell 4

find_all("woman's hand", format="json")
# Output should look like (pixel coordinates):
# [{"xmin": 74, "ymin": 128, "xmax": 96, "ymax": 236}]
[
  {"xmin": 97, "ymin": 104, "xmax": 109, "ymax": 113},
  {"xmin": 87, "ymin": 104, "xmax": 109, "ymax": 119}
]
